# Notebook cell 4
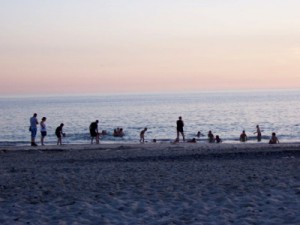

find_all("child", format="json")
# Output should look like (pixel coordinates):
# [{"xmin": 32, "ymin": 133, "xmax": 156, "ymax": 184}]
[{"xmin": 140, "ymin": 128, "xmax": 147, "ymax": 143}]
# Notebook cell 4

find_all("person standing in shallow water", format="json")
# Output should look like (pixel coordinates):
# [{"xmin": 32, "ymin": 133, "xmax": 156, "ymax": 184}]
[
  {"xmin": 176, "ymin": 116, "xmax": 185, "ymax": 141},
  {"xmin": 240, "ymin": 130, "xmax": 247, "ymax": 142},
  {"xmin": 40, "ymin": 117, "xmax": 47, "ymax": 146},
  {"xmin": 254, "ymin": 125, "xmax": 262, "ymax": 142},
  {"xmin": 29, "ymin": 113, "xmax": 39, "ymax": 146},
  {"xmin": 208, "ymin": 131, "xmax": 215, "ymax": 143}
]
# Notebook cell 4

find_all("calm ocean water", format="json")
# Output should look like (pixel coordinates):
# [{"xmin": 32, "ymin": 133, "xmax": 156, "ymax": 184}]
[{"xmin": 0, "ymin": 90, "xmax": 299, "ymax": 146}]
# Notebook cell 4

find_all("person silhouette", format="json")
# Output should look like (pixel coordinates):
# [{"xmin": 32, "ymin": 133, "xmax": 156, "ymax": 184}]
[
  {"xmin": 176, "ymin": 116, "xmax": 185, "ymax": 141},
  {"xmin": 240, "ymin": 130, "xmax": 247, "ymax": 142},
  {"xmin": 254, "ymin": 125, "xmax": 262, "ymax": 142},
  {"xmin": 208, "ymin": 131, "xmax": 215, "ymax": 143},
  {"xmin": 269, "ymin": 132, "xmax": 279, "ymax": 144}
]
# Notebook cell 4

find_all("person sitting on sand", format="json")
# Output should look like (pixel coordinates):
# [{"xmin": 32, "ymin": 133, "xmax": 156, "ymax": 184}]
[
  {"xmin": 208, "ymin": 131, "xmax": 215, "ymax": 143},
  {"xmin": 269, "ymin": 132, "xmax": 279, "ymax": 144},
  {"xmin": 216, "ymin": 135, "xmax": 222, "ymax": 143},
  {"xmin": 240, "ymin": 130, "xmax": 247, "ymax": 142},
  {"xmin": 254, "ymin": 125, "xmax": 262, "ymax": 142},
  {"xmin": 89, "ymin": 120, "xmax": 99, "ymax": 144},
  {"xmin": 55, "ymin": 123, "xmax": 64, "ymax": 145},
  {"xmin": 187, "ymin": 138, "xmax": 197, "ymax": 143},
  {"xmin": 140, "ymin": 127, "xmax": 147, "ymax": 143}
]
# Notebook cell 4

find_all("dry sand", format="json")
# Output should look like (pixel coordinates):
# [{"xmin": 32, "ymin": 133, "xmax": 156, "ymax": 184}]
[{"xmin": 0, "ymin": 143, "xmax": 299, "ymax": 225}]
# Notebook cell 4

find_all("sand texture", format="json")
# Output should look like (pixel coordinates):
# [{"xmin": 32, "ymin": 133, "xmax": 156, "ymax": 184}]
[{"xmin": 0, "ymin": 143, "xmax": 299, "ymax": 225}]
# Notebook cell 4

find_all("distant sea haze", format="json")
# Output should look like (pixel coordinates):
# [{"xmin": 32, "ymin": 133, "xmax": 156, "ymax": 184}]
[{"xmin": 0, "ymin": 90, "xmax": 299, "ymax": 146}]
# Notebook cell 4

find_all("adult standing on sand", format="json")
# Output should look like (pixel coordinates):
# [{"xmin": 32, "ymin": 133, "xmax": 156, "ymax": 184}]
[
  {"xmin": 29, "ymin": 113, "xmax": 39, "ymax": 146},
  {"xmin": 40, "ymin": 117, "xmax": 47, "ymax": 146},
  {"xmin": 176, "ymin": 116, "xmax": 185, "ymax": 141},
  {"xmin": 254, "ymin": 125, "xmax": 262, "ymax": 142},
  {"xmin": 89, "ymin": 120, "xmax": 99, "ymax": 144}
]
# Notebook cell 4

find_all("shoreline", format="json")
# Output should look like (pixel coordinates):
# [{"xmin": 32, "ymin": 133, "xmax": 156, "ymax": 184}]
[{"xmin": 1, "ymin": 141, "xmax": 300, "ymax": 153}]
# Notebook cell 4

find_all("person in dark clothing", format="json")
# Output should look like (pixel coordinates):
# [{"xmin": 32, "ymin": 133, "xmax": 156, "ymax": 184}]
[
  {"xmin": 55, "ymin": 123, "xmax": 64, "ymax": 145},
  {"xmin": 240, "ymin": 130, "xmax": 247, "ymax": 142},
  {"xmin": 176, "ymin": 116, "xmax": 185, "ymax": 141},
  {"xmin": 269, "ymin": 132, "xmax": 279, "ymax": 144},
  {"xmin": 216, "ymin": 135, "xmax": 222, "ymax": 143},
  {"xmin": 208, "ymin": 130, "xmax": 215, "ymax": 143},
  {"xmin": 89, "ymin": 120, "xmax": 99, "ymax": 144}
]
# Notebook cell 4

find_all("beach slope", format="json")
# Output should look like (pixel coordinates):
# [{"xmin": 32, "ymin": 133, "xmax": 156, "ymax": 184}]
[{"xmin": 0, "ymin": 143, "xmax": 299, "ymax": 224}]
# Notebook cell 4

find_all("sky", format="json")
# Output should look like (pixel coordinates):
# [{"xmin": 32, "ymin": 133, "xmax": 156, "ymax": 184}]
[{"xmin": 0, "ymin": 0, "xmax": 299, "ymax": 95}]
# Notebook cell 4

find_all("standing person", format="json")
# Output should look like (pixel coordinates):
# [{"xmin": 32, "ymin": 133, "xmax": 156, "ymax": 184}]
[
  {"xmin": 240, "ymin": 130, "xmax": 247, "ymax": 142},
  {"xmin": 269, "ymin": 132, "xmax": 279, "ymax": 144},
  {"xmin": 40, "ymin": 117, "xmax": 47, "ymax": 146},
  {"xmin": 29, "ymin": 113, "xmax": 39, "ymax": 146},
  {"xmin": 140, "ymin": 127, "xmax": 147, "ymax": 143},
  {"xmin": 89, "ymin": 120, "xmax": 99, "ymax": 144},
  {"xmin": 176, "ymin": 116, "xmax": 185, "ymax": 141},
  {"xmin": 55, "ymin": 123, "xmax": 64, "ymax": 145},
  {"xmin": 254, "ymin": 125, "xmax": 262, "ymax": 142},
  {"xmin": 208, "ymin": 130, "xmax": 215, "ymax": 143}
]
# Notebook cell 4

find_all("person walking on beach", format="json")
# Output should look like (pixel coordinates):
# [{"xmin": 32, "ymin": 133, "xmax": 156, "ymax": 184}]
[
  {"xmin": 29, "ymin": 113, "xmax": 39, "ymax": 146},
  {"xmin": 140, "ymin": 127, "xmax": 147, "ymax": 143},
  {"xmin": 269, "ymin": 132, "xmax": 279, "ymax": 144},
  {"xmin": 208, "ymin": 130, "xmax": 215, "ymax": 143},
  {"xmin": 254, "ymin": 125, "xmax": 262, "ymax": 142},
  {"xmin": 89, "ymin": 120, "xmax": 99, "ymax": 144},
  {"xmin": 55, "ymin": 123, "xmax": 64, "ymax": 145},
  {"xmin": 176, "ymin": 116, "xmax": 185, "ymax": 141},
  {"xmin": 40, "ymin": 117, "xmax": 47, "ymax": 146},
  {"xmin": 240, "ymin": 130, "xmax": 247, "ymax": 142}
]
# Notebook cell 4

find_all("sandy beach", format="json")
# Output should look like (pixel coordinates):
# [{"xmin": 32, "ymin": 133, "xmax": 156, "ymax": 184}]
[{"xmin": 0, "ymin": 143, "xmax": 299, "ymax": 225}]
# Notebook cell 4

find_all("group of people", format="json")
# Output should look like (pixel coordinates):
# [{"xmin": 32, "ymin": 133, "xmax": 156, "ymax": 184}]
[
  {"xmin": 113, "ymin": 128, "xmax": 125, "ymax": 137},
  {"xmin": 29, "ymin": 113, "xmax": 65, "ymax": 146},
  {"xmin": 175, "ymin": 116, "xmax": 279, "ymax": 144},
  {"xmin": 29, "ymin": 113, "xmax": 280, "ymax": 146}
]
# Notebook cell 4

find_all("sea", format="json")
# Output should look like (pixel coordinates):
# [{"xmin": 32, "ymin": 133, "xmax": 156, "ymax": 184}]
[{"xmin": 0, "ymin": 90, "xmax": 299, "ymax": 146}]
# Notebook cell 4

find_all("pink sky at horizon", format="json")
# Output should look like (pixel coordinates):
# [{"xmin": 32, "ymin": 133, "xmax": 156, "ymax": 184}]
[{"xmin": 0, "ymin": 0, "xmax": 299, "ymax": 95}]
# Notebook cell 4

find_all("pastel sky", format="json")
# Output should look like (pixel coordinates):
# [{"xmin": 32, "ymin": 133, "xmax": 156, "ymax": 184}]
[{"xmin": 0, "ymin": 0, "xmax": 299, "ymax": 95}]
